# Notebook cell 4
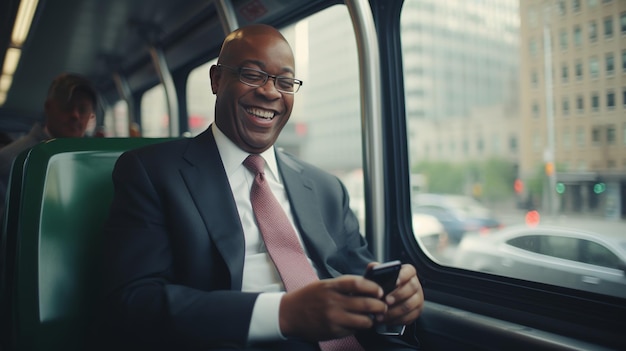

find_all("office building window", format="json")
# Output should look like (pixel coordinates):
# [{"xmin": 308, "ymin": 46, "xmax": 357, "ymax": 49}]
[
  {"xmin": 532, "ymin": 102, "xmax": 540, "ymax": 117},
  {"xmin": 531, "ymin": 71, "xmax": 538, "ymax": 88},
  {"xmin": 623, "ymin": 88, "xmax": 626, "ymax": 107},
  {"xmin": 604, "ymin": 16, "xmax": 613, "ymax": 38},
  {"xmin": 560, "ymin": 29, "xmax": 568, "ymax": 50},
  {"xmin": 558, "ymin": 0, "xmax": 566, "ymax": 15},
  {"xmin": 575, "ymin": 61, "xmax": 583, "ymax": 80},
  {"xmin": 562, "ymin": 97, "xmax": 570, "ymax": 115},
  {"xmin": 562, "ymin": 64, "xmax": 569, "ymax": 82},
  {"xmin": 577, "ymin": 95, "xmax": 584, "ymax": 112},
  {"xmin": 573, "ymin": 25, "xmax": 582, "ymax": 46},
  {"xmin": 589, "ymin": 56, "xmax": 599, "ymax": 78},
  {"xmin": 588, "ymin": 0, "xmax": 598, "ymax": 8},
  {"xmin": 622, "ymin": 50, "xmax": 626, "ymax": 72},
  {"xmin": 573, "ymin": 0, "xmax": 581, "ymax": 12},
  {"xmin": 623, "ymin": 123, "xmax": 626, "ymax": 145},
  {"xmin": 606, "ymin": 53, "xmax": 614, "ymax": 75},
  {"xmin": 476, "ymin": 138, "xmax": 484, "ymax": 154},
  {"xmin": 607, "ymin": 91, "xmax": 615, "ymax": 109},
  {"xmin": 592, "ymin": 127, "xmax": 601, "ymax": 145},
  {"xmin": 607, "ymin": 125, "xmax": 616, "ymax": 144},
  {"xmin": 589, "ymin": 21, "xmax": 597, "ymax": 42},
  {"xmin": 621, "ymin": 12, "xmax": 626, "ymax": 34},
  {"xmin": 592, "ymin": 93, "xmax": 600, "ymax": 111}
]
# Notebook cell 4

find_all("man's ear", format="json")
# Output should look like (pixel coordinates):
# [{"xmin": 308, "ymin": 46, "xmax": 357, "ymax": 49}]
[{"xmin": 209, "ymin": 65, "xmax": 221, "ymax": 95}]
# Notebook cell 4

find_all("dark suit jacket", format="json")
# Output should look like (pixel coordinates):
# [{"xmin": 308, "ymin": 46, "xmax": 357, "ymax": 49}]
[{"xmin": 99, "ymin": 127, "xmax": 418, "ymax": 350}]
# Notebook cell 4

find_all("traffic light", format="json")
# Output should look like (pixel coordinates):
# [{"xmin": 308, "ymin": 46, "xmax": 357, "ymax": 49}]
[
  {"xmin": 555, "ymin": 182, "xmax": 565, "ymax": 194},
  {"xmin": 514, "ymin": 179, "xmax": 524, "ymax": 194},
  {"xmin": 545, "ymin": 162, "xmax": 555, "ymax": 176},
  {"xmin": 593, "ymin": 182, "xmax": 606, "ymax": 194},
  {"xmin": 525, "ymin": 210, "xmax": 540, "ymax": 227}
]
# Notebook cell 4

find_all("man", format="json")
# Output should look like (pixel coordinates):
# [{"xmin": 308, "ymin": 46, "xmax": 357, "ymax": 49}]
[
  {"xmin": 99, "ymin": 24, "xmax": 423, "ymax": 350},
  {"xmin": 0, "ymin": 72, "xmax": 97, "ymax": 203}
]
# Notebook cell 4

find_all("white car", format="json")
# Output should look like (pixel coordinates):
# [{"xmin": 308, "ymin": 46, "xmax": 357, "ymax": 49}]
[{"xmin": 453, "ymin": 225, "xmax": 626, "ymax": 298}]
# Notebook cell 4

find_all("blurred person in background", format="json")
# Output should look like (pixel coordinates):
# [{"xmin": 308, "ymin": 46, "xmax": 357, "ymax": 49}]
[{"xmin": 0, "ymin": 72, "xmax": 97, "ymax": 206}]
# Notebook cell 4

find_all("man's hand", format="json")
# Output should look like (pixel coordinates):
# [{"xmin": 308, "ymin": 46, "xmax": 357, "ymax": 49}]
[
  {"xmin": 378, "ymin": 263, "xmax": 423, "ymax": 326},
  {"xmin": 279, "ymin": 275, "xmax": 387, "ymax": 341}
]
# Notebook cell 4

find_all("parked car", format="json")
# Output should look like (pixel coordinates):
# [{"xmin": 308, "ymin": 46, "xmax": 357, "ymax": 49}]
[
  {"xmin": 453, "ymin": 225, "xmax": 626, "ymax": 298},
  {"xmin": 412, "ymin": 193, "xmax": 502, "ymax": 243}
]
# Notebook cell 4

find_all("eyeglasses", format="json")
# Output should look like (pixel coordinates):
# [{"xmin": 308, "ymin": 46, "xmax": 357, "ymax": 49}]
[{"xmin": 217, "ymin": 64, "xmax": 303, "ymax": 94}]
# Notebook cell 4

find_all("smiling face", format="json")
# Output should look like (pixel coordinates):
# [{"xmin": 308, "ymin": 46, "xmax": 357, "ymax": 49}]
[{"xmin": 210, "ymin": 24, "xmax": 295, "ymax": 154}]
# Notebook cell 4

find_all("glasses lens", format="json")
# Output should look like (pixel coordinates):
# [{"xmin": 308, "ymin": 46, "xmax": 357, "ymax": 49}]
[
  {"xmin": 236, "ymin": 67, "xmax": 301, "ymax": 93},
  {"xmin": 239, "ymin": 68, "xmax": 267, "ymax": 86},
  {"xmin": 276, "ymin": 78, "xmax": 299, "ymax": 93}
]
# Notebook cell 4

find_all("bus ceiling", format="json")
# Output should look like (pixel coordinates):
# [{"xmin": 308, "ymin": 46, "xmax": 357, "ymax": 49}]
[{"xmin": 0, "ymin": 0, "xmax": 339, "ymax": 130}]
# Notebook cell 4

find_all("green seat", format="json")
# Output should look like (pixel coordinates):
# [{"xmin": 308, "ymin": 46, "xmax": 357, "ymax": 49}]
[
  {"xmin": 0, "ymin": 148, "xmax": 29, "ymax": 350},
  {"xmin": 0, "ymin": 137, "xmax": 175, "ymax": 351}
]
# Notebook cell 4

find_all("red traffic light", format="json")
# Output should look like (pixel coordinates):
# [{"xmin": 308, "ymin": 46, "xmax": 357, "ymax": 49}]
[
  {"xmin": 525, "ymin": 210, "xmax": 540, "ymax": 227},
  {"xmin": 514, "ymin": 179, "xmax": 524, "ymax": 194}
]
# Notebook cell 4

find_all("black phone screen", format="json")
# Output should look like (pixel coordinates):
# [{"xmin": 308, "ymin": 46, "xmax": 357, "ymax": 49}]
[{"xmin": 363, "ymin": 260, "xmax": 401, "ymax": 296}]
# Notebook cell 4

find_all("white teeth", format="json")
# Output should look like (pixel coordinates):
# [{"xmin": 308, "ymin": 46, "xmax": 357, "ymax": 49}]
[{"xmin": 247, "ymin": 108, "xmax": 275, "ymax": 119}]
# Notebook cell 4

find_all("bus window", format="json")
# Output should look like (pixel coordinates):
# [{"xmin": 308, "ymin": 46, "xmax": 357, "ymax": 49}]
[
  {"xmin": 186, "ymin": 59, "xmax": 217, "ymax": 137},
  {"xmin": 141, "ymin": 84, "xmax": 169, "ymax": 137},
  {"xmin": 103, "ymin": 100, "xmax": 129, "ymax": 137},
  {"xmin": 85, "ymin": 112, "xmax": 97, "ymax": 137},
  {"xmin": 401, "ymin": 0, "xmax": 626, "ymax": 299},
  {"xmin": 278, "ymin": 6, "xmax": 365, "ymax": 232}
]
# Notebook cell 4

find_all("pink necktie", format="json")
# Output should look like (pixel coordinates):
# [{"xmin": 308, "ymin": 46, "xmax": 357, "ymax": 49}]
[{"xmin": 244, "ymin": 154, "xmax": 365, "ymax": 351}]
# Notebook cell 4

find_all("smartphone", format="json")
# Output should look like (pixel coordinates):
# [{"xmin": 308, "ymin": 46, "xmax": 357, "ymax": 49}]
[
  {"xmin": 364, "ymin": 260, "xmax": 405, "ymax": 336},
  {"xmin": 363, "ymin": 260, "xmax": 402, "ymax": 296}
]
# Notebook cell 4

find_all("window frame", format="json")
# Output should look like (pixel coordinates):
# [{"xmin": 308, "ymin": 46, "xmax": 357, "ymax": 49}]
[{"xmin": 376, "ymin": 1, "xmax": 626, "ymax": 349}]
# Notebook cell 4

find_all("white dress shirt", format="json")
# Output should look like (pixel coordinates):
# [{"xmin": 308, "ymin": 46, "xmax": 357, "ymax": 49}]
[{"xmin": 212, "ymin": 124, "xmax": 319, "ymax": 343}]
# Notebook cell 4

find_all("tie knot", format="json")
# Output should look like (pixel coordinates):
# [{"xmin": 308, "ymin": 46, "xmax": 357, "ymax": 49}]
[{"xmin": 243, "ymin": 154, "xmax": 265, "ymax": 175}]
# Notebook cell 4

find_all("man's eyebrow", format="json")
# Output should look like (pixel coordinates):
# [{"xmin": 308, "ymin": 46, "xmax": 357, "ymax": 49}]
[{"xmin": 240, "ymin": 60, "xmax": 295, "ymax": 75}]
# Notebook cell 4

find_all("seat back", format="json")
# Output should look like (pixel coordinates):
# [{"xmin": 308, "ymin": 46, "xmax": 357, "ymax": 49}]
[
  {"xmin": 0, "ymin": 137, "xmax": 175, "ymax": 351},
  {"xmin": 0, "ymin": 148, "xmax": 28, "ymax": 349}
]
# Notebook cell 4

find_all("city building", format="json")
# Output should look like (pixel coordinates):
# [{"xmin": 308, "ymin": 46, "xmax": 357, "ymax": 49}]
[{"xmin": 519, "ymin": 0, "xmax": 626, "ymax": 218}]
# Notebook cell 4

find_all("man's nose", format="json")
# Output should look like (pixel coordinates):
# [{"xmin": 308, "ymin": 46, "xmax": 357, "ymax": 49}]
[{"xmin": 257, "ymin": 77, "xmax": 282, "ymax": 97}]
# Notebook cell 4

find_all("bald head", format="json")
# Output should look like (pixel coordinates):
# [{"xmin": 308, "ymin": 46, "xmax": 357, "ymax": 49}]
[
  {"xmin": 210, "ymin": 24, "xmax": 297, "ymax": 154},
  {"xmin": 218, "ymin": 24, "xmax": 293, "ymax": 65}
]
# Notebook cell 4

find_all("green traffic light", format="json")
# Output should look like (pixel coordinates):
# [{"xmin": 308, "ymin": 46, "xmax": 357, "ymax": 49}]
[
  {"xmin": 555, "ymin": 182, "xmax": 565, "ymax": 194},
  {"xmin": 593, "ymin": 183, "xmax": 606, "ymax": 194}
]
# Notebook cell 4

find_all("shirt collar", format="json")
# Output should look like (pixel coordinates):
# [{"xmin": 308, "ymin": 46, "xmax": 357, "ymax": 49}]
[{"xmin": 212, "ymin": 123, "xmax": 280, "ymax": 182}]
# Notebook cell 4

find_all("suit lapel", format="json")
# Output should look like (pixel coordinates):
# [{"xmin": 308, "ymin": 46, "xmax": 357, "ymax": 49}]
[
  {"xmin": 180, "ymin": 128, "xmax": 245, "ymax": 290},
  {"xmin": 277, "ymin": 152, "xmax": 337, "ymax": 278}
]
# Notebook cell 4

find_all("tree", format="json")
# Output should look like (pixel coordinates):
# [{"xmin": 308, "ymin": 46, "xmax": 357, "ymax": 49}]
[
  {"xmin": 413, "ymin": 161, "xmax": 464, "ymax": 194},
  {"xmin": 412, "ymin": 158, "xmax": 516, "ymax": 203}
]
